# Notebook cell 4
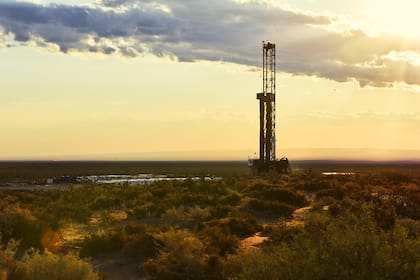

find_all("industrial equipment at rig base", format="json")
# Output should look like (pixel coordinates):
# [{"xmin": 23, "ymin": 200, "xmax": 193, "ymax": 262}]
[{"xmin": 250, "ymin": 41, "xmax": 291, "ymax": 174}]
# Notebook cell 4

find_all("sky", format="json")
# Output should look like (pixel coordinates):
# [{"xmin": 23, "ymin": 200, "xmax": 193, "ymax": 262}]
[{"xmin": 1, "ymin": 0, "xmax": 420, "ymax": 161}]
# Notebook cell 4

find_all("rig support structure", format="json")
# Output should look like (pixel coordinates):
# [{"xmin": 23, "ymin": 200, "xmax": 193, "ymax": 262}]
[{"xmin": 250, "ymin": 41, "xmax": 290, "ymax": 174}]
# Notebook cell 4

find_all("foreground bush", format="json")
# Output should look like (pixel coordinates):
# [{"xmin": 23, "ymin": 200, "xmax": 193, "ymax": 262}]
[
  {"xmin": 14, "ymin": 250, "xmax": 99, "ymax": 280},
  {"xmin": 145, "ymin": 230, "xmax": 223, "ymax": 280},
  {"xmin": 239, "ymin": 208, "xmax": 419, "ymax": 280},
  {"xmin": 201, "ymin": 226, "xmax": 239, "ymax": 256},
  {"xmin": 80, "ymin": 224, "xmax": 158, "ymax": 259},
  {"xmin": 0, "ymin": 207, "xmax": 47, "ymax": 249},
  {"xmin": 0, "ymin": 238, "xmax": 19, "ymax": 278}
]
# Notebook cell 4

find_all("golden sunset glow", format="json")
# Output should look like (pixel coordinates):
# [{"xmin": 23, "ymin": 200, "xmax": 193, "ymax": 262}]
[
  {"xmin": 0, "ymin": 0, "xmax": 419, "ymax": 160},
  {"xmin": 364, "ymin": 0, "xmax": 420, "ymax": 36}
]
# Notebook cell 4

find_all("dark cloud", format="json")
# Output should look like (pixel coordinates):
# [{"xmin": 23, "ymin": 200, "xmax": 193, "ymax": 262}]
[
  {"xmin": 0, "ymin": 2, "xmax": 49, "ymax": 24},
  {"xmin": 1, "ymin": 0, "xmax": 420, "ymax": 87}
]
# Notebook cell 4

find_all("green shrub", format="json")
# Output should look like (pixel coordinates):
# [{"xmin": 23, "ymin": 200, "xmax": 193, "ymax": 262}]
[
  {"xmin": 397, "ymin": 218, "xmax": 420, "ymax": 238},
  {"xmin": 265, "ymin": 224, "xmax": 305, "ymax": 244},
  {"xmin": 145, "ymin": 230, "xmax": 199, "ymax": 277},
  {"xmin": 202, "ymin": 217, "xmax": 262, "ymax": 238},
  {"xmin": 15, "ymin": 251, "xmax": 99, "ymax": 280},
  {"xmin": 80, "ymin": 230, "xmax": 124, "ymax": 257},
  {"xmin": 372, "ymin": 202, "xmax": 397, "ymax": 230},
  {"xmin": 244, "ymin": 184, "xmax": 307, "ymax": 208},
  {"xmin": 315, "ymin": 186, "xmax": 346, "ymax": 200},
  {"xmin": 220, "ymin": 192, "xmax": 242, "ymax": 206},
  {"xmin": 0, "ymin": 207, "xmax": 47, "ymax": 249},
  {"xmin": 125, "ymin": 232, "xmax": 157, "ymax": 260},
  {"xmin": 145, "ymin": 230, "xmax": 224, "ymax": 279},
  {"xmin": 239, "ymin": 208, "xmax": 420, "ymax": 280},
  {"xmin": 161, "ymin": 206, "xmax": 188, "ymax": 226},
  {"xmin": 209, "ymin": 205, "xmax": 239, "ymax": 219},
  {"xmin": 200, "ymin": 226, "xmax": 240, "ymax": 256},
  {"xmin": 187, "ymin": 206, "xmax": 211, "ymax": 223},
  {"xmin": 0, "ymin": 238, "xmax": 19, "ymax": 277},
  {"xmin": 246, "ymin": 198, "xmax": 295, "ymax": 217},
  {"xmin": 133, "ymin": 204, "xmax": 153, "ymax": 218},
  {"xmin": 91, "ymin": 196, "xmax": 120, "ymax": 210},
  {"xmin": 381, "ymin": 172, "xmax": 412, "ymax": 184},
  {"xmin": 296, "ymin": 178, "xmax": 334, "ymax": 192},
  {"xmin": 260, "ymin": 188, "xmax": 307, "ymax": 206},
  {"xmin": 81, "ymin": 224, "xmax": 158, "ymax": 259}
]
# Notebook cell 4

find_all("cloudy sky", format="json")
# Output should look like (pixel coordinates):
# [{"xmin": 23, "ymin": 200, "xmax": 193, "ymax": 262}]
[{"xmin": 1, "ymin": 0, "xmax": 420, "ymax": 160}]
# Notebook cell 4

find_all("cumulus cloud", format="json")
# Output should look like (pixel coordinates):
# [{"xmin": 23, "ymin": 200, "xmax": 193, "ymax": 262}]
[{"xmin": 1, "ymin": 0, "xmax": 420, "ymax": 87}]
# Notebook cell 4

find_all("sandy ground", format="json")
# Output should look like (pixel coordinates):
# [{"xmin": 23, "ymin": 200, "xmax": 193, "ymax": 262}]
[
  {"xmin": 241, "ymin": 232, "xmax": 269, "ymax": 251},
  {"xmin": 285, "ymin": 206, "xmax": 312, "ymax": 227}
]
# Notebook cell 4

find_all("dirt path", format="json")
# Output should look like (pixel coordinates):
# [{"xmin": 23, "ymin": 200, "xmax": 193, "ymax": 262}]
[
  {"xmin": 241, "ymin": 192, "xmax": 315, "ymax": 250},
  {"xmin": 285, "ymin": 206, "xmax": 312, "ymax": 227},
  {"xmin": 240, "ymin": 232, "xmax": 269, "ymax": 251}
]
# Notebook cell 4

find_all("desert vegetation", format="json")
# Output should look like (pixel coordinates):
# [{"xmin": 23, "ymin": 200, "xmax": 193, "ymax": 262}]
[{"xmin": 0, "ymin": 163, "xmax": 419, "ymax": 279}]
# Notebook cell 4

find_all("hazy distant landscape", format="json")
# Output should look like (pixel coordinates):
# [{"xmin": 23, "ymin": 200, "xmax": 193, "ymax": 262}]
[
  {"xmin": 5, "ymin": 148, "xmax": 420, "ymax": 162},
  {"xmin": 2, "ymin": 160, "xmax": 420, "ymax": 183}
]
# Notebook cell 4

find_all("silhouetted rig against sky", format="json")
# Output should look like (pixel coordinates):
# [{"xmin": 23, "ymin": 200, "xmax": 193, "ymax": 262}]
[{"xmin": 249, "ymin": 41, "xmax": 291, "ymax": 174}]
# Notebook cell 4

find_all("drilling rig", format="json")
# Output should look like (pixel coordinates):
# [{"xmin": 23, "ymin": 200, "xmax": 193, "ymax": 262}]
[{"xmin": 250, "ymin": 41, "xmax": 290, "ymax": 174}]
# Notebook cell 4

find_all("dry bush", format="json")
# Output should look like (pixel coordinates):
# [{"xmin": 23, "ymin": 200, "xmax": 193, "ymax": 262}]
[
  {"xmin": 0, "ymin": 238, "xmax": 19, "ymax": 278},
  {"xmin": 239, "ymin": 208, "xmax": 420, "ymax": 280},
  {"xmin": 0, "ymin": 206, "xmax": 47, "ymax": 249},
  {"xmin": 80, "ymin": 229, "xmax": 124, "ymax": 257},
  {"xmin": 244, "ymin": 183, "xmax": 307, "ymax": 207},
  {"xmin": 245, "ymin": 198, "xmax": 295, "ymax": 217},
  {"xmin": 200, "ymin": 216, "xmax": 262, "ymax": 238},
  {"xmin": 145, "ymin": 229, "xmax": 221, "ymax": 280},
  {"xmin": 14, "ymin": 250, "xmax": 99, "ymax": 280}
]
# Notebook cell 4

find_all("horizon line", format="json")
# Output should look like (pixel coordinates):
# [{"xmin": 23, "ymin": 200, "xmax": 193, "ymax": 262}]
[{"xmin": 1, "ymin": 159, "xmax": 420, "ymax": 164}]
